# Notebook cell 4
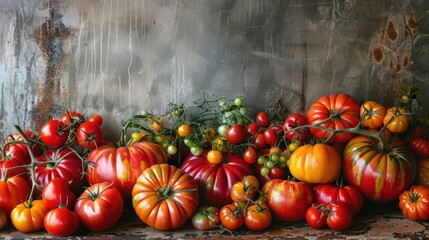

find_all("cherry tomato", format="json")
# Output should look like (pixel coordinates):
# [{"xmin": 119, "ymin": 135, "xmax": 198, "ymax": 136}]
[
  {"xmin": 263, "ymin": 129, "xmax": 278, "ymax": 146},
  {"xmin": 87, "ymin": 114, "xmax": 103, "ymax": 126},
  {"xmin": 190, "ymin": 146, "xmax": 203, "ymax": 156},
  {"xmin": 191, "ymin": 206, "xmax": 220, "ymax": 230},
  {"xmin": 207, "ymin": 150, "xmax": 223, "ymax": 164},
  {"xmin": 218, "ymin": 124, "xmax": 229, "ymax": 137},
  {"xmin": 326, "ymin": 202, "xmax": 353, "ymax": 231},
  {"xmin": 246, "ymin": 122, "xmax": 260, "ymax": 137},
  {"xmin": 178, "ymin": 124, "xmax": 191, "ymax": 137},
  {"xmin": 305, "ymin": 204, "xmax": 327, "ymax": 229},
  {"xmin": 44, "ymin": 207, "xmax": 80, "ymax": 237},
  {"xmin": 253, "ymin": 133, "xmax": 266, "ymax": 149},
  {"xmin": 256, "ymin": 112, "xmax": 270, "ymax": 128},
  {"xmin": 226, "ymin": 124, "xmax": 246, "ymax": 144},
  {"xmin": 59, "ymin": 111, "xmax": 84, "ymax": 126},
  {"xmin": 234, "ymin": 96, "xmax": 244, "ymax": 107},
  {"xmin": 167, "ymin": 145, "xmax": 178, "ymax": 155},
  {"xmin": 283, "ymin": 113, "xmax": 310, "ymax": 142},
  {"xmin": 219, "ymin": 203, "xmax": 244, "ymax": 231},
  {"xmin": 243, "ymin": 146, "xmax": 258, "ymax": 164},
  {"xmin": 42, "ymin": 178, "xmax": 76, "ymax": 210},
  {"xmin": 40, "ymin": 120, "xmax": 70, "ymax": 148},
  {"xmin": 244, "ymin": 204, "xmax": 272, "ymax": 231},
  {"xmin": 77, "ymin": 121, "xmax": 103, "ymax": 149}
]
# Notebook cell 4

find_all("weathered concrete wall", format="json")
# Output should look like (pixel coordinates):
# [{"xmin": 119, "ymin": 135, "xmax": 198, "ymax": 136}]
[{"xmin": 1, "ymin": 0, "xmax": 428, "ymax": 140}]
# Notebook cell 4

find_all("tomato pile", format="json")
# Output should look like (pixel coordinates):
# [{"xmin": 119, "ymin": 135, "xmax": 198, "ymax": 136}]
[{"xmin": 1, "ymin": 84, "xmax": 429, "ymax": 236}]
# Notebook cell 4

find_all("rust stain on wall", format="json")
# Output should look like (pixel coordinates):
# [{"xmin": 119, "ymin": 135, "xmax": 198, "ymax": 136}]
[
  {"xmin": 387, "ymin": 20, "xmax": 398, "ymax": 42},
  {"xmin": 28, "ymin": 0, "xmax": 73, "ymax": 130}
]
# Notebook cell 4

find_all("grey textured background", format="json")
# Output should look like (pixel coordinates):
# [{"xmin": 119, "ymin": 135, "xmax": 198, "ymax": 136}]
[{"xmin": 0, "ymin": 0, "xmax": 428, "ymax": 141}]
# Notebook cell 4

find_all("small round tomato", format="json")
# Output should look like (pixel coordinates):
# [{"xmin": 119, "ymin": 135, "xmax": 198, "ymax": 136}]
[
  {"xmin": 256, "ymin": 112, "xmax": 270, "ymax": 128},
  {"xmin": 231, "ymin": 175, "xmax": 260, "ymax": 202},
  {"xmin": 243, "ymin": 146, "xmax": 258, "ymax": 164},
  {"xmin": 42, "ymin": 178, "xmax": 76, "ymax": 210},
  {"xmin": 87, "ymin": 114, "xmax": 103, "ymax": 126},
  {"xmin": 167, "ymin": 145, "xmax": 178, "ymax": 155},
  {"xmin": 190, "ymin": 146, "xmax": 204, "ymax": 156},
  {"xmin": 326, "ymin": 202, "xmax": 353, "ymax": 231},
  {"xmin": 40, "ymin": 120, "xmax": 70, "ymax": 148},
  {"xmin": 253, "ymin": 133, "xmax": 266, "ymax": 149},
  {"xmin": 178, "ymin": 124, "xmax": 191, "ymax": 137},
  {"xmin": 283, "ymin": 113, "xmax": 310, "ymax": 142},
  {"xmin": 226, "ymin": 124, "xmax": 246, "ymax": 144},
  {"xmin": 219, "ymin": 203, "xmax": 244, "ymax": 231},
  {"xmin": 59, "ymin": 111, "xmax": 84, "ymax": 126},
  {"xmin": 305, "ymin": 204, "xmax": 327, "ymax": 229},
  {"xmin": 191, "ymin": 206, "xmax": 220, "ymax": 230},
  {"xmin": 0, "ymin": 208, "xmax": 6, "ymax": 230},
  {"xmin": 44, "ymin": 207, "xmax": 80, "ymax": 237},
  {"xmin": 77, "ymin": 121, "xmax": 103, "ymax": 149},
  {"xmin": 360, "ymin": 101, "xmax": 386, "ymax": 129},
  {"xmin": 246, "ymin": 122, "xmax": 260, "ymax": 137},
  {"xmin": 383, "ymin": 107, "xmax": 410, "ymax": 133},
  {"xmin": 207, "ymin": 150, "xmax": 223, "ymax": 164},
  {"xmin": 11, "ymin": 200, "xmax": 48, "ymax": 233},
  {"xmin": 263, "ymin": 129, "xmax": 278, "ymax": 146},
  {"xmin": 244, "ymin": 204, "xmax": 272, "ymax": 231}
]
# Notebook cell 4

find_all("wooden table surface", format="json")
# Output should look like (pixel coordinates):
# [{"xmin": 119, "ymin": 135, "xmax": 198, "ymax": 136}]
[{"xmin": 3, "ymin": 201, "xmax": 429, "ymax": 239}]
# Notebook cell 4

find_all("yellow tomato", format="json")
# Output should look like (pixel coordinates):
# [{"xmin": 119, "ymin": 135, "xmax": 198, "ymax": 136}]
[
  {"xmin": 360, "ymin": 101, "xmax": 387, "ymax": 129},
  {"xmin": 383, "ymin": 107, "xmax": 410, "ymax": 133},
  {"xmin": 11, "ymin": 200, "xmax": 48, "ymax": 233},
  {"xmin": 289, "ymin": 143, "xmax": 341, "ymax": 184}
]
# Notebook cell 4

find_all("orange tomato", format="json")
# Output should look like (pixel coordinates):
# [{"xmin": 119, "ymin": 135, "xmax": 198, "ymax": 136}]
[
  {"xmin": 207, "ymin": 150, "xmax": 223, "ymax": 164},
  {"xmin": 383, "ymin": 107, "xmax": 410, "ymax": 133},
  {"xmin": 360, "ymin": 101, "xmax": 387, "ymax": 129},
  {"xmin": 177, "ymin": 124, "xmax": 191, "ymax": 137},
  {"xmin": 11, "ymin": 200, "xmax": 47, "ymax": 233}
]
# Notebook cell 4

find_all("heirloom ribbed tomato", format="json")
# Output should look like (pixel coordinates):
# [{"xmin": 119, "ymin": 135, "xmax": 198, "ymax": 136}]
[
  {"xmin": 86, "ymin": 140, "xmax": 168, "ymax": 198},
  {"xmin": 0, "ymin": 176, "xmax": 31, "ymax": 216},
  {"xmin": 307, "ymin": 93, "xmax": 360, "ymax": 144},
  {"xmin": 180, "ymin": 151, "xmax": 253, "ymax": 208},
  {"xmin": 132, "ymin": 164, "xmax": 199, "ymax": 230},
  {"xmin": 313, "ymin": 183, "xmax": 364, "ymax": 216},
  {"xmin": 343, "ymin": 132, "xmax": 416, "ymax": 202}
]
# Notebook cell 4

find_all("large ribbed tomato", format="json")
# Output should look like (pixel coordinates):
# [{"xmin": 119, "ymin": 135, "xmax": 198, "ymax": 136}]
[
  {"xmin": 180, "ymin": 151, "xmax": 253, "ymax": 208},
  {"xmin": 289, "ymin": 143, "xmax": 341, "ymax": 184},
  {"xmin": 0, "ymin": 176, "xmax": 31, "ymax": 216},
  {"xmin": 132, "ymin": 164, "xmax": 199, "ymax": 230},
  {"xmin": 307, "ymin": 93, "xmax": 360, "ymax": 144},
  {"xmin": 343, "ymin": 132, "xmax": 416, "ymax": 203},
  {"xmin": 262, "ymin": 179, "xmax": 314, "ymax": 222},
  {"xmin": 407, "ymin": 137, "xmax": 429, "ymax": 158},
  {"xmin": 87, "ymin": 140, "xmax": 168, "ymax": 198},
  {"xmin": 313, "ymin": 183, "xmax": 364, "ymax": 216}
]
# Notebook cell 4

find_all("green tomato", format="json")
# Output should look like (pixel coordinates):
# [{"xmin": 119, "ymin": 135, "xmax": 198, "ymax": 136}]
[
  {"xmin": 234, "ymin": 97, "xmax": 243, "ymax": 107},
  {"xmin": 184, "ymin": 138, "xmax": 195, "ymax": 147},
  {"xmin": 155, "ymin": 135, "xmax": 165, "ymax": 143},
  {"xmin": 217, "ymin": 124, "xmax": 229, "ymax": 137},
  {"xmin": 257, "ymin": 156, "xmax": 267, "ymax": 165},
  {"xmin": 190, "ymin": 146, "xmax": 203, "ymax": 156},
  {"xmin": 167, "ymin": 145, "xmax": 177, "ymax": 155},
  {"xmin": 239, "ymin": 107, "xmax": 248, "ymax": 115},
  {"xmin": 260, "ymin": 167, "xmax": 270, "ymax": 176}
]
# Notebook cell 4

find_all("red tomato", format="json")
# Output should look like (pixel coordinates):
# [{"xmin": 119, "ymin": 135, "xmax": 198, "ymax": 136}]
[
  {"xmin": 263, "ymin": 129, "xmax": 278, "ymax": 146},
  {"xmin": 246, "ymin": 122, "xmax": 260, "ymax": 137},
  {"xmin": 34, "ymin": 148, "xmax": 86, "ymax": 197},
  {"xmin": 132, "ymin": 164, "xmax": 199, "ymax": 230},
  {"xmin": 313, "ymin": 183, "xmax": 363, "ymax": 216},
  {"xmin": 305, "ymin": 204, "xmax": 327, "ymax": 229},
  {"xmin": 39, "ymin": 120, "xmax": 70, "ymax": 148},
  {"xmin": 59, "ymin": 111, "xmax": 84, "ymax": 125},
  {"xmin": 244, "ymin": 204, "xmax": 272, "ymax": 231},
  {"xmin": 3, "ymin": 130, "xmax": 43, "ymax": 159},
  {"xmin": 254, "ymin": 164, "xmax": 287, "ymax": 185},
  {"xmin": 219, "ymin": 203, "xmax": 244, "ymax": 231},
  {"xmin": 256, "ymin": 112, "xmax": 270, "ymax": 128},
  {"xmin": 0, "ymin": 150, "xmax": 29, "ymax": 178},
  {"xmin": 0, "ymin": 176, "xmax": 31, "ymax": 216},
  {"xmin": 307, "ymin": 93, "xmax": 360, "ymax": 144},
  {"xmin": 262, "ymin": 179, "xmax": 314, "ymax": 222},
  {"xmin": 77, "ymin": 121, "xmax": 103, "ymax": 149},
  {"xmin": 74, "ymin": 182, "xmax": 124, "ymax": 232},
  {"xmin": 44, "ymin": 207, "xmax": 80, "ymax": 236},
  {"xmin": 253, "ymin": 133, "xmax": 266, "ymax": 149},
  {"xmin": 283, "ymin": 113, "xmax": 311, "ymax": 142},
  {"xmin": 408, "ymin": 137, "xmax": 429, "ymax": 158},
  {"xmin": 226, "ymin": 124, "xmax": 246, "ymax": 144},
  {"xmin": 42, "ymin": 178, "xmax": 76, "ymax": 210},
  {"xmin": 87, "ymin": 114, "xmax": 103, "ymax": 126},
  {"xmin": 243, "ymin": 146, "xmax": 258, "ymax": 164},
  {"xmin": 181, "ymin": 151, "xmax": 253, "ymax": 208},
  {"xmin": 87, "ymin": 140, "xmax": 168, "ymax": 198},
  {"xmin": 326, "ymin": 202, "xmax": 353, "ymax": 231},
  {"xmin": 191, "ymin": 206, "xmax": 220, "ymax": 230}
]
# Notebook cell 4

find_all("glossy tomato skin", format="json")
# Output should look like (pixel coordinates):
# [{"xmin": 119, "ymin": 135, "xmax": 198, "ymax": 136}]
[
  {"xmin": 75, "ymin": 182, "xmax": 124, "ymax": 232},
  {"xmin": 343, "ymin": 134, "xmax": 416, "ymax": 202},
  {"xmin": 87, "ymin": 141, "xmax": 168, "ymax": 198},
  {"xmin": 244, "ymin": 204, "xmax": 272, "ymax": 231},
  {"xmin": 11, "ymin": 200, "xmax": 48, "ymax": 233},
  {"xmin": 360, "ymin": 101, "xmax": 386, "ymax": 129},
  {"xmin": 313, "ymin": 183, "xmax": 363, "ymax": 216},
  {"xmin": 181, "ymin": 151, "xmax": 253, "ymax": 208},
  {"xmin": 256, "ymin": 112, "xmax": 270, "ymax": 128},
  {"xmin": 383, "ymin": 107, "xmax": 410, "ymax": 133},
  {"xmin": 0, "ymin": 150, "xmax": 29, "ymax": 178},
  {"xmin": 262, "ymin": 179, "xmax": 314, "ymax": 222},
  {"xmin": 219, "ymin": 203, "xmax": 244, "ymax": 231},
  {"xmin": 283, "ymin": 113, "xmax": 310, "ymax": 142},
  {"xmin": 44, "ymin": 207, "xmax": 80, "ymax": 237},
  {"xmin": 3, "ymin": 130, "xmax": 43, "ymax": 159},
  {"xmin": 226, "ymin": 124, "xmax": 246, "ymax": 144},
  {"xmin": 399, "ymin": 185, "xmax": 429, "ymax": 221},
  {"xmin": 40, "ymin": 120, "xmax": 70, "ymax": 148},
  {"xmin": 254, "ymin": 164, "xmax": 287, "ymax": 185},
  {"xmin": 191, "ymin": 206, "xmax": 220, "ymax": 230},
  {"xmin": 42, "ymin": 178, "xmax": 76, "ymax": 210},
  {"xmin": 0, "ymin": 176, "xmax": 31, "ymax": 216},
  {"xmin": 407, "ymin": 137, "xmax": 429, "ymax": 158},
  {"xmin": 305, "ymin": 204, "xmax": 327, "ymax": 229},
  {"xmin": 132, "ymin": 164, "xmax": 199, "ymax": 230},
  {"xmin": 87, "ymin": 114, "xmax": 103, "ymax": 126},
  {"xmin": 76, "ymin": 121, "xmax": 103, "ymax": 149},
  {"xmin": 35, "ymin": 148, "xmax": 86, "ymax": 197},
  {"xmin": 307, "ymin": 93, "xmax": 360, "ymax": 144},
  {"xmin": 326, "ymin": 202, "xmax": 353, "ymax": 231},
  {"xmin": 289, "ymin": 143, "xmax": 341, "ymax": 184},
  {"xmin": 59, "ymin": 111, "xmax": 84, "ymax": 125},
  {"xmin": 246, "ymin": 122, "xmax": 260, "ymax": 137},
  {"xmin": 263, "ymin": 129, "xmax": 278, "ymax": 146}
]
